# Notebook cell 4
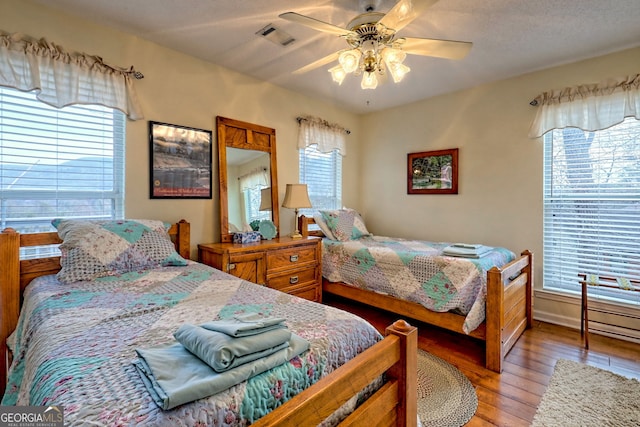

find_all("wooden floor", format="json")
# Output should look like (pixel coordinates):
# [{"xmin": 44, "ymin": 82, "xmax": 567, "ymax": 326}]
[{"xmin": 324, "ymin": 295, "xmax": 640, "ymax": 427}]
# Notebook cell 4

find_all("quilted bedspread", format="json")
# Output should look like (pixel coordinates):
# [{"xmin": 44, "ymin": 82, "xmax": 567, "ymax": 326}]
[
  {"xmin": 2, "ymin": 262, "xmax": 382, "ymax": 426},
  {"xmin": 322, "ymin": 236, "xmax": 516, "ymax": 334}
]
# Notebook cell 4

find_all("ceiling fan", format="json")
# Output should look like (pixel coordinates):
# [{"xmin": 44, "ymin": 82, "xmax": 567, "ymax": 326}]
[{"xmin": 279, "ymin": 0, "xmax": 472, "ymax": 89}]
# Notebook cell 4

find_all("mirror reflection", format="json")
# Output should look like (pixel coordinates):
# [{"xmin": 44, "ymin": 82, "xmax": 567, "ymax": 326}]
[{"xmin": 226, "ymin": 147, "xmax": 272, "ymax": 232}]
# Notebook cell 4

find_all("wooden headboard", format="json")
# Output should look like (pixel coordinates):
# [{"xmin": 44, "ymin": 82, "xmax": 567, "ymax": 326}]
[
  {"xmin": 298, "ymin": 215, "xmax": 324, "ymax": 238},
  {"xmin": 0, "ymin": 219, "xmax": 191, "ymax": 396}
]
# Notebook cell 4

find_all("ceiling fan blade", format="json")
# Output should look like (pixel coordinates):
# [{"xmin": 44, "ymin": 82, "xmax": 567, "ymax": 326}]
[
  {"xmin": 279, "ymin": 12, "xmax": 354, "ymax": 37},
  {"xmin": 292, "ymin": 51, "xmax": 340, "ymax": 75},
  {"xmin": 377, "ymin": 0, "xmax": 438, "ymax": 33},
  {"xmin": 397, "ymin": 37, "xmax": 472, "ymax": 59}
]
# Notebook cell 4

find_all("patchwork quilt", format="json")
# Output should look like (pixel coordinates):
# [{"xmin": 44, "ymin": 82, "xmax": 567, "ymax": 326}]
[
  {"xmin": 322, "ymin": 236, "xmax": 516, "ymax": 334},
  {"xmin": 2, "ymin": 262, "xmax": 382, "ymax": 426}
]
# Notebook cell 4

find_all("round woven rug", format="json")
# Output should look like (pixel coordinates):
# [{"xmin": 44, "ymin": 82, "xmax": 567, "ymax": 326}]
[{"xmin": 416, "ymin": 349, "xmax": 478, "ymax": 427}]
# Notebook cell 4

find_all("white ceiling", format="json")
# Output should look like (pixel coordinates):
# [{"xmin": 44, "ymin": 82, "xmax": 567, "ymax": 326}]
[{"xmin": 34, "ymin": 0, "xmax": 640, "ymax": 114}]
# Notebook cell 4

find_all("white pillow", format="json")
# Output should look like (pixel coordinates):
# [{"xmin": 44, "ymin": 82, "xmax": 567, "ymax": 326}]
[{"xmin": 313, "ymin": 212, "xmax": 337, "ymax": 240}]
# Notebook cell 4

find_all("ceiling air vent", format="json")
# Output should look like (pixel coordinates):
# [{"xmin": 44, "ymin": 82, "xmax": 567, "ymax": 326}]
[{"xmin": 256, "ymin": 24, "xmax": 295, "ymax": 47}]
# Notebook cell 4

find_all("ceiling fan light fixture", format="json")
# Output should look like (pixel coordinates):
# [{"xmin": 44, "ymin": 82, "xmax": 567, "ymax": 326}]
[
  {"xmin": 329, "ymin": 65, "xmax": 347, "ymax": 85},
  {"xmin": 338, "ymin": 49, "xmax": 360, "ymax": 73},
  {"xmin": 361, "ymin": 71, "xmax": 378, "ymax": 90}
]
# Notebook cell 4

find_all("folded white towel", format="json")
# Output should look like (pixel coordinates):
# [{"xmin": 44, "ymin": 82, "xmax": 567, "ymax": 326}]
[
  {"xmin": 443, "ymin": 245, "xmax": 493, "ymax": 258},
  {"xmin": 452, "ymin": 243, "xmax": 483, "ymax": 249}
]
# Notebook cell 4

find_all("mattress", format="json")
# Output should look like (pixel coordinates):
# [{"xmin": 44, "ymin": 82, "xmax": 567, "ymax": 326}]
[{"xmin": 322, "ymin": 235, "xmax": 515, "ymax": 333}]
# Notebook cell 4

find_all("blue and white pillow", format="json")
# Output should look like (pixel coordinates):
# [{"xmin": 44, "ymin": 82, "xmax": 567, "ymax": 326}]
[
  {"xmin": 318, "ymin": 208, "xmax": 370, "ymax": 241},
  {"xmin": 52, "ymin": 219, "xmax": 188, "ymax": 283}
]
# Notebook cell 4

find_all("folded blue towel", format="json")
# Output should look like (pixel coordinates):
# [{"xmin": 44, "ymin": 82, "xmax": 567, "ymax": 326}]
[
  {"xmin": 174, "ymin": 323, "xmax": 292, "ymax": 372},
  {"xmin": 133, "ymin": 333, "xmax": 309, "ymax": 410},
  {"xmin": 200, "ymin": 313, "xmax": 287, "ymax": 337}
]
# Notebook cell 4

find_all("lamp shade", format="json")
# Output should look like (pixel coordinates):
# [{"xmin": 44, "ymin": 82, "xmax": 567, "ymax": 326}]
[
  {"xmin": 281, "ymin": 184, "xmax": 312, "ymax": 209},
  {"xmin": 259, "ymin": 187, "xmax": 272, "ymax": 211}
]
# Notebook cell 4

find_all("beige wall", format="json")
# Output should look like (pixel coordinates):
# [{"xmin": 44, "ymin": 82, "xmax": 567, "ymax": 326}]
[
  {"xmin": 3, "ymin": 0, "xmax": 639, "ymax": 329},
  {"xmin": 360, "ymin": 46, "xmax": 640, "ymax": 327},
  {"xmin": 0, "ymin": 0, "xmax": 363, "ymax": 258}
]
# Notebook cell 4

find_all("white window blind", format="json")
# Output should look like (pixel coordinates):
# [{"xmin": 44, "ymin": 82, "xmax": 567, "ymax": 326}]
[
  {"xmin": 543, "ymin": 117, "xmax": 640, "ymax": 303},
  {"xmin": 299, "ymin": 144, "xmax": 342, "ymax": 217},
  {"xmin": 0, "ymin": 86, "xmax": 125, "ymax": 235}
]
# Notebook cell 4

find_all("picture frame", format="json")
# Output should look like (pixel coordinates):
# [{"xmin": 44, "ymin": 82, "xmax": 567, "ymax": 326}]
[
  {"xmin": 407, "ymin": 148, "xmax": 458, "ymax": 194},
  {"xmin": 149, "ymin": 121, "xmax": 212, "ymax": 199}
]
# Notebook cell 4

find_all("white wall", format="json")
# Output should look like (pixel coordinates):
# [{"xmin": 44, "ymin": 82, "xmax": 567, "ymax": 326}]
[
  {"xmin": 0, "ymin": 0, "xmax": 363, "ymax": 258},
  {"xmin": 360, "ymin": 46, "xmax": 640, "ymax": 327}
]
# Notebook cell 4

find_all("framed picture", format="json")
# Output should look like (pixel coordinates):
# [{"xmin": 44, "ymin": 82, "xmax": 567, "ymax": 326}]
[
  {"xmin": 149, "ymin": 121, "xmax": 212, "ymax": 199},
  {"xmin": 407, "ymin": 148, "xmax": 458, "ymax": 194}
]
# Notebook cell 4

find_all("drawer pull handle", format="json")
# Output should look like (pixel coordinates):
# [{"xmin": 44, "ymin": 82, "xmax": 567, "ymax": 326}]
[
  {"xmin": 228, "ymin": 263, "xmax": 236, "ymax": 271},
  {"xmin": 289, "ymin": 276, "xmax": 299, "ymax": 284},
  {"xmin": 290, "ymin": 254, "xmax": 299, "ymax": 262}
]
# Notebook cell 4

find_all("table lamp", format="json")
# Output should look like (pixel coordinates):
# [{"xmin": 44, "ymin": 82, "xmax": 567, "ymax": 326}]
[
  {"xmin": 281, "ymin": 184, "xmax": 311, "ymax": 238},
  {"xmin": 259, "ymin": 187, "xmax": 272, "ymax": 211}
]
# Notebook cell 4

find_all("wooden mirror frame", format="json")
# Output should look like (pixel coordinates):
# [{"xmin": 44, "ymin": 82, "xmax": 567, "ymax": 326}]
[{"xmin": 217, "ymin": 116, "xmax": 279, "ymax": 243}]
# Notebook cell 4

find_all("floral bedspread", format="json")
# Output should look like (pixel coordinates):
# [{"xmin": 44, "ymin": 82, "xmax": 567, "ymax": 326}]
[
  {"xmin": 2, "ymin": 262, "xmax": 382, "ymax": 426},
  {"xmin": 322, "ymin": 236, "xmax": 515, "ymax": 334}
]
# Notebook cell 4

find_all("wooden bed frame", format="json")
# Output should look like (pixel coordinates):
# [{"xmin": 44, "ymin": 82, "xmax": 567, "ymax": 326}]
[
  {"xmin": 299, "ymin": 215, "xmax": 534, "ymax": 373},
  {"xmin": 0, "ymin": 220, "xmax": 418, "ymax": 426}
]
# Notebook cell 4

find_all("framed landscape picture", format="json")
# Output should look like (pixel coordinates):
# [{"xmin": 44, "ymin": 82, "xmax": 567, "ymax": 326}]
[
  {"xmin": 407, "ymin": 148, "xmax": 458, "ymax": 194},
  {"xmin": 149, "ymin": 121, "xmax": 212, "ymax": 199}
]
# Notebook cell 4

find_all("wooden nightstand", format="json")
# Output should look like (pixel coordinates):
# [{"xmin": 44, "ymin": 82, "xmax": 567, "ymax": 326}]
[{"xmin": 198, "ymin": 236, "xmax": 322, "ymax": 302}]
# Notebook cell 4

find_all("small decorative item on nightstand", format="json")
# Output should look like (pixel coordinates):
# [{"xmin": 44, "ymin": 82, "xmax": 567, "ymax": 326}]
[{"xmin": 281, "ymin": 184, "xmax": 312, "ymax": 239}]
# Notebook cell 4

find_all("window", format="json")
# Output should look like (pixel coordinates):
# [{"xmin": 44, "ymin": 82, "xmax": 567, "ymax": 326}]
[
  {"xmin": 0, "ymin": 87, "xmax": 125, "ymax": 236},
  {"xmin": 299, "ymin": 144, "xmax": 342, "ymax": 217},
  {"xmin": 543, "ymin": 117, "xmax": 640, "ymax": 303}
]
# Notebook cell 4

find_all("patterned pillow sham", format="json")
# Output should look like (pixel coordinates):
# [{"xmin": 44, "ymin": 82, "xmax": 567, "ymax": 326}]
[
  {"xmin": 318, "ymin": 209, "xmax": 370, "ymax": 242},
  {"xmin": 52, "ymin": 219, "xmax": 188, "ymax": 283}
]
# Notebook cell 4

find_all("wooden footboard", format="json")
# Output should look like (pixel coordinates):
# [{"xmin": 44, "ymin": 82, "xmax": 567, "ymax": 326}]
[
  {"xmin": 0, "ymin": 221, "xmax": 418, "ymax": 426},
  {"xmin": 300, "ymin": 215, "xmax": 533, "ymax": 373},
  {"xmin": 255, "ymin": 319, "xmax": 417, "ymax": 426}
]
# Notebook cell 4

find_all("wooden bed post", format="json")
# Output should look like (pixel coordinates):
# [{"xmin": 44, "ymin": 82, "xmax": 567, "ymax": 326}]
[
  {"xmin": 0, "ymin": 228, "xmax": 20, "ymax": 393},
  {"xmin": 385, "ymin": 319, "xmax": 418, "ymax": 427},
  {"xmin": 485, "ymin": 266, "xmax": 504, "ymax": 373},
  {"xmin": 175, "ymin": 219, "xmax": 191, "ymax": 259},
  {"xmin": 523, "ymin": 250, "xmax": 534, "ymax": 328}
]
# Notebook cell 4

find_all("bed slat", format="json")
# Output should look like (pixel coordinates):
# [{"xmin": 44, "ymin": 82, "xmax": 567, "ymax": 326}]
[{"xmin": 339, "ymin": 381, "xmax": 399, "ymax": 426}]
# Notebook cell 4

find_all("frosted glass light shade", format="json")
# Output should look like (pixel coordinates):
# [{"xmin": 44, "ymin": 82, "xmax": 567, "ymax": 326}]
[
  {"xmin": 329, "ymin": 65, "xmax": 346, "ymax": 85},
  {"xmin": 361, "ymin": 72, "xmax": 378, "ymax": 89},
  {"xmin": 338, "ymin": 49, "xmax": 360, "ymax": 73},
  {"xmin": 388, "ymin": 62, "xmax": 410, "ymax": 83}
]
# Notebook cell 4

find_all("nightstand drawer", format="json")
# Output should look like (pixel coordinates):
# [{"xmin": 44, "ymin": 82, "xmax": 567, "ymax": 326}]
[
  {"xmin": 287, "ymin": 283, "xmax": 321, "ymax": 302},
  {"xmin": 266, "ymin": 246, "xmax": 316, "ymax": 271},
  {"xmin": 268, "ymin": 268, "xmax": 317, "ymax": 291}
]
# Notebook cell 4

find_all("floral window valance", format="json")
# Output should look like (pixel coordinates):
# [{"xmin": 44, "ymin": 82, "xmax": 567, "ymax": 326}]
[{"xmin": 0, "ymin": 31, "xmax": 144, "ymax": 120}]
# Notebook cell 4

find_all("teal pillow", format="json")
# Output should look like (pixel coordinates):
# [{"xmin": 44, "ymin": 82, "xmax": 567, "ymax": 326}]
[{"xmin": 52, "ymin": 219, "xmax": 188, "ymax": 283}]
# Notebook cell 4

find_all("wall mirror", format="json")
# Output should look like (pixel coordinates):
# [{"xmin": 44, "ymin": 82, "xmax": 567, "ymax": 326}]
[{"xmin": 217, "ymin": 116, "xmax": 279, "ymax": 243}]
